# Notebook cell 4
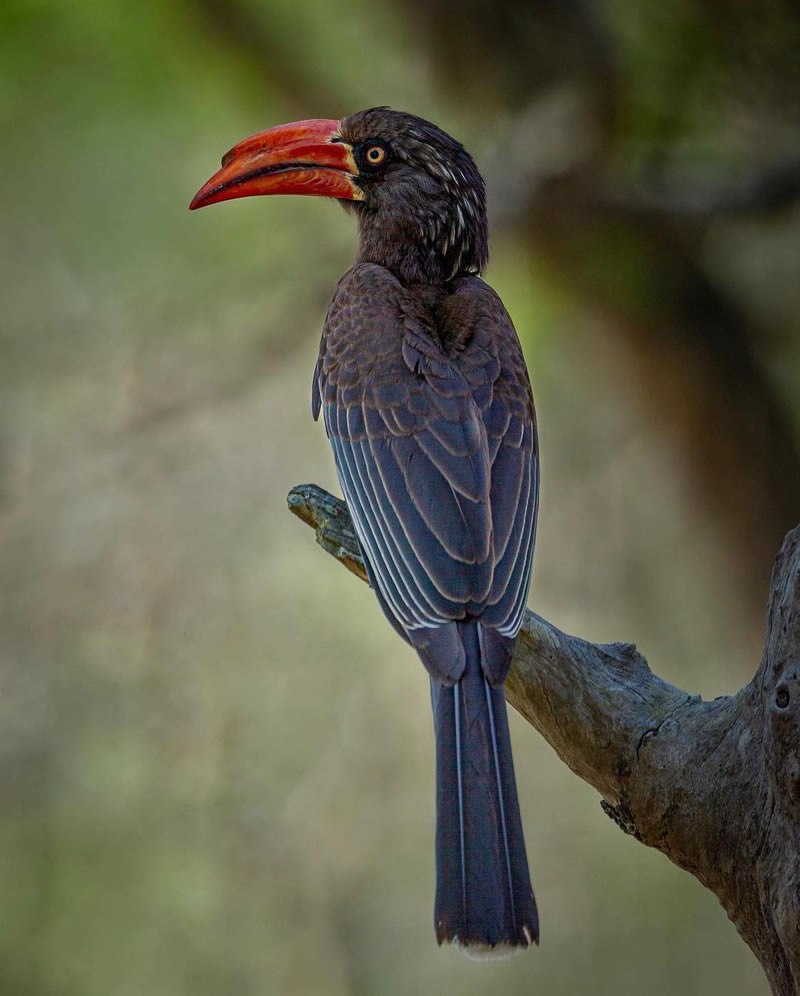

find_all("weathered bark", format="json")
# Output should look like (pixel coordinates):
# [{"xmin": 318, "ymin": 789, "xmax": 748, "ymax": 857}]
[{"xmin": 288, "ymin": 482, "xmax": 800, "ymax": 996}]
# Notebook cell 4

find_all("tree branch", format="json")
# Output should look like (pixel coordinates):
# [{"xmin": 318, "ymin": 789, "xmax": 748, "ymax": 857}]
[{"xmin": 288, "ymin": 482, "xmax": 800, "ymax": 996}]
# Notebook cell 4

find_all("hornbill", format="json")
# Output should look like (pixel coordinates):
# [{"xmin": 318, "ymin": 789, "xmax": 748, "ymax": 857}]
[{"xmin": 191, "ymin": 108, "xmax": 539, "ymax": 955}]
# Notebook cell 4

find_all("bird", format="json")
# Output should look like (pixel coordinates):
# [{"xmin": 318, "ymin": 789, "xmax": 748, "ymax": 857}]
[{"xmin": 190, "ymin": 108, "xmax": 539, "ymax": 955}]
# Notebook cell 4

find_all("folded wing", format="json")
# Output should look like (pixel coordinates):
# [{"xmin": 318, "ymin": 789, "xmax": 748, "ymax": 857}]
[{"xmin": 314, "ymin": 265, "xmax": 537, "ymax": 684}]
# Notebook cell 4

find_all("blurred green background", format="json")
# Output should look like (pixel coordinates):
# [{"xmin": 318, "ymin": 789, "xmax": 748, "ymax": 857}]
[{"xmin": 3, "ymin": 1, "xmax": 800, "ymax": 993}]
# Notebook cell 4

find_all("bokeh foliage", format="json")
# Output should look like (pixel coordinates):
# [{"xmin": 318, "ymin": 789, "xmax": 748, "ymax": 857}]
[{"xmin": 3, "ymin": 1, "xmax": 800, "ymax": 993}]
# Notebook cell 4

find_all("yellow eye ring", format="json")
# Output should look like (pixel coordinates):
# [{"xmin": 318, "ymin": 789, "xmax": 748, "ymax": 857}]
[{"xmin": 365, "ymin": 145, "xmax": 386, "ymax": 165}]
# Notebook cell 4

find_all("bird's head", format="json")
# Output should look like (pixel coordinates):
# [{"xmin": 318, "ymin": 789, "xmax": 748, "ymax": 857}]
[{"xmin": 190, "ymin": 108, "xmax": 488, "ymax": 284}]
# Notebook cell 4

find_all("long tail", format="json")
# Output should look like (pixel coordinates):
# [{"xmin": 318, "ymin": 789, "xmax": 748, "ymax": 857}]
[{"xmin": 431, "ymin": 619, "xmax": 538, "ymax": 954}]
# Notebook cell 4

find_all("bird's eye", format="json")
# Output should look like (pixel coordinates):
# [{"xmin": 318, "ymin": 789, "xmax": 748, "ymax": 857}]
[
  {"xmin": 355, "ymin": 140, "xmax": 391, "ymax": 175},
  {"xmin": 365, "ymin": 145, "xmax": 386, "ymax": 165}
]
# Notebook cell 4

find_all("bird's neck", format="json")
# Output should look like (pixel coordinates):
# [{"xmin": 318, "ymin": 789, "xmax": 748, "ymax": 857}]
[
  {"xmin": 352, "ymin": 204, "xmax": 484, "ymax": 286},
  {"xmin": 355, "ymin": 237, "xmax": 449, "ymax": 286}
]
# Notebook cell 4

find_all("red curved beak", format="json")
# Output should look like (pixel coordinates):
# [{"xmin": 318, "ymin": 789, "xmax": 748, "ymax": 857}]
[{"xmin": 189, "ymin": 118, "xmax": 363, "ymax": 210}]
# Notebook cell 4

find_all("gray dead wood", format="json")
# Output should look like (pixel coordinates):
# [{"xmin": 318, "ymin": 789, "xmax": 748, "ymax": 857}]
[{"xmin": 288, "ymin": 482, "xmax": 800, "ymax": 994}]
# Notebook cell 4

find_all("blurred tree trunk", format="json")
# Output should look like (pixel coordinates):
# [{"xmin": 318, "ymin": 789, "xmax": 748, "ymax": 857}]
[
  {"xmin": 396, "ymin": 0, "xmax": 800, "ymax": 616},
  {"xmin": 289, "ymin": 483, "xmax": 800, "ymax": 996}
]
